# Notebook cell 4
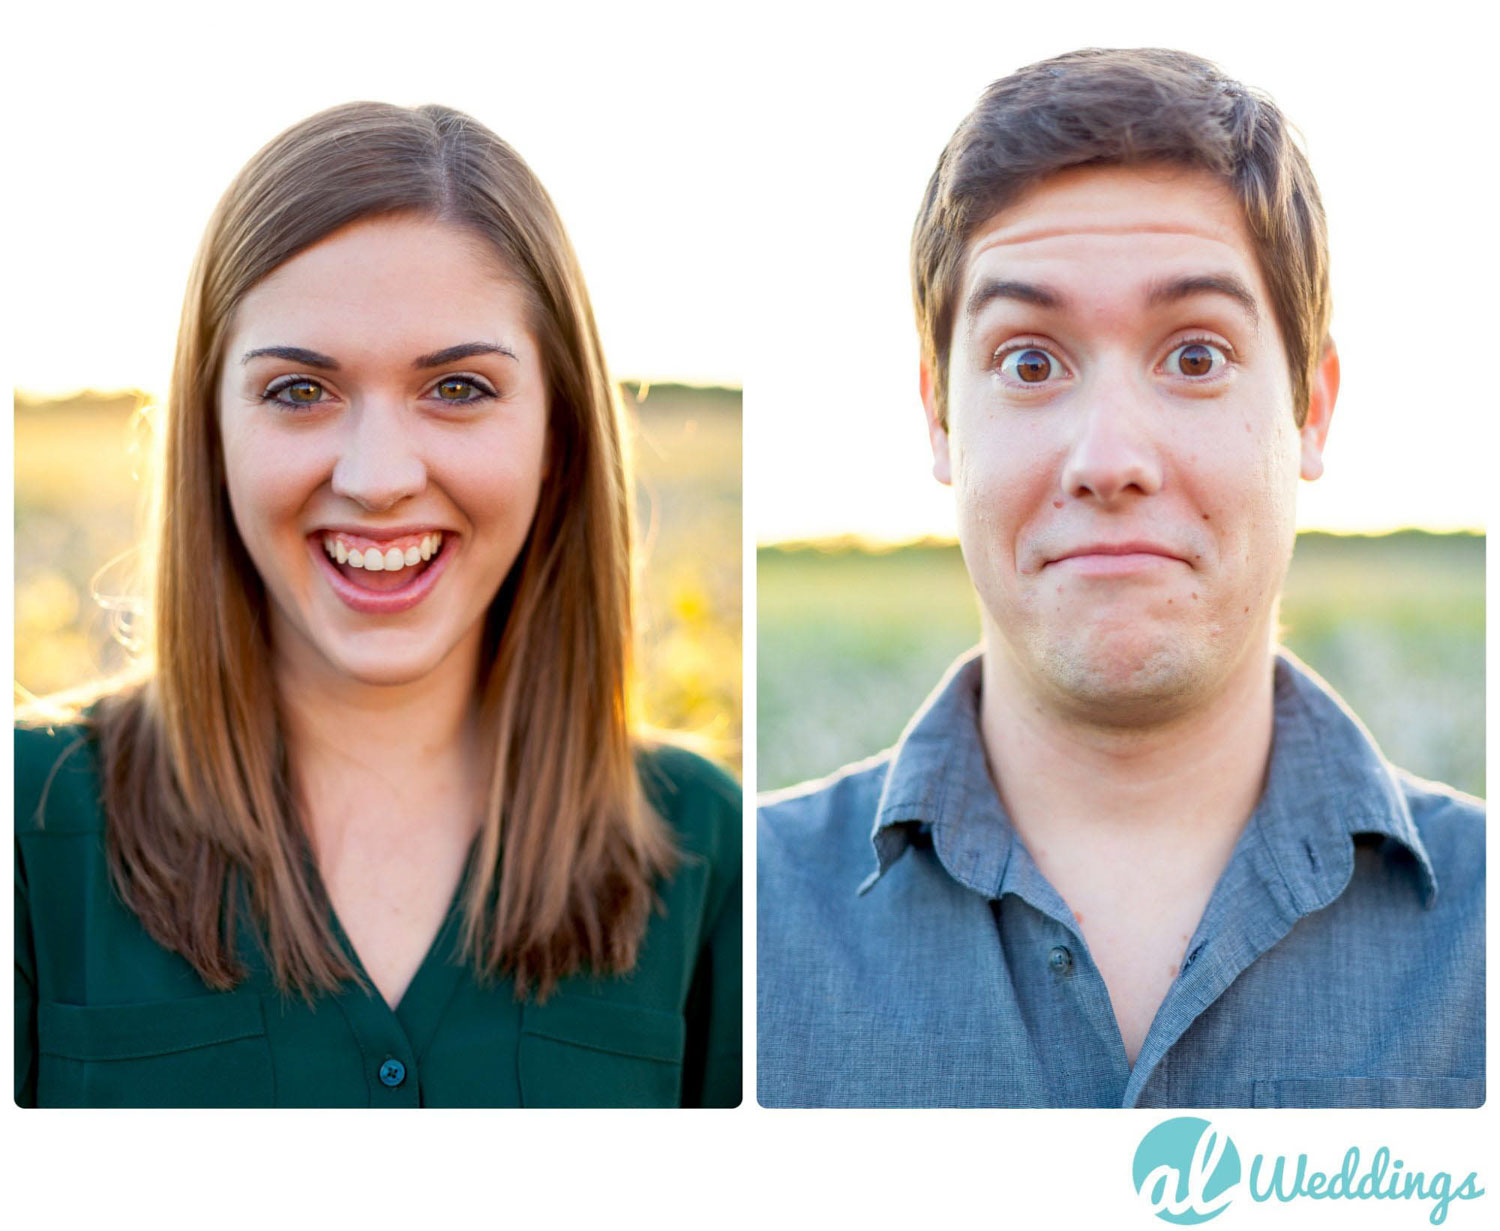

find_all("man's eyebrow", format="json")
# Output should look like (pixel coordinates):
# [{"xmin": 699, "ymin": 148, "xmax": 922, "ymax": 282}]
[
  {"xmin": 964, "ymin": 279, "xmax": 1065, "ymax": 322},
  {"xmin": 241, "ymin": 345, "xmax": 339, "ymax": 369},
  {"xmin": 1144, "ymin": 274, "xmax": 1260, "ymax": 323},
  {"xmin": 412, "ymin": 342, "xmax": 517, "ymax": 369}
]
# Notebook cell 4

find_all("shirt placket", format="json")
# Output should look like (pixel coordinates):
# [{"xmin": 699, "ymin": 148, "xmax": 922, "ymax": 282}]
[
  {"xmin": 331, "ymin": 989, "xmax": 423, "ymax": 1106},
  {"xmin": 1123, "ymin": 797, "xmax": 1352, "ymax": 1106},
  {"xmin": 997, "ymin": 849, "xmax": 1134, "ymax": 1105},
  {"xmin": 322, "ymin": 895, "xmax": 468, "ymax": 1107},
  {"xmin": 923, "ymin": 801, "xmax": 1134, "ymax": 1105}
]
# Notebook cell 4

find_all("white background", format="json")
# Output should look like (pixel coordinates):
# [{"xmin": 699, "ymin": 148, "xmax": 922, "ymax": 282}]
[{"xmin": 4, "ymin": 1, "xmax": 1494, "ymax": 1226}]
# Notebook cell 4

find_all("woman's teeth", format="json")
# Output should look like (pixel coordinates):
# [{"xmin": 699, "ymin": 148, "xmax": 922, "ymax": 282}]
[{"xmin": 322, "ymin": 532, "xmax": 442, "ymax": 570}]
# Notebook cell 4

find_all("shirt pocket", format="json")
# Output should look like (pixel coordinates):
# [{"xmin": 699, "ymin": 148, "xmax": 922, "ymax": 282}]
[
  {"xmin": 1252, "ymin": 1078, "xmax": 1485, "ymax": 1109},
  {"xmin": 518, "ymin": 994, "xmax": 686, "ymax": 1108},
  {"xmin": 37, "ymin": 991, "xmax": 273, "ymax": 1108}
]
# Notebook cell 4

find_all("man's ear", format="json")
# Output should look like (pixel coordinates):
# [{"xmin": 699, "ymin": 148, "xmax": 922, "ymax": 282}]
[
  {"xmin": 920, "ymin": 359, "xmax": 953, "ymax": 486},
  {"xmin": 1299, "ymin": 340, "xmax": 1339, "ymax": 481}
]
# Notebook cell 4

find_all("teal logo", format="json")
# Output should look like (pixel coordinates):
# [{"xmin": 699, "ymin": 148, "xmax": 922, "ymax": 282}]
[
  {"xmin": 1131, "ymin": 1119, "xmax": 1486, "ymax": 1224},
  {"xmin": 1132, "ymin": 1117, "xmax": 1241, "ymax": 1223}
]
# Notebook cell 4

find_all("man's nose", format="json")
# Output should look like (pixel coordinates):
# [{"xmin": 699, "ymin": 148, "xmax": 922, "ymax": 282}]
[
  {"xmin": 1058, "ymin": 386, "xmax": 1164, "ymax": 505},
  {"xmin": 330, "ymin": 398, "xmax": 426, "ymax": 511}
]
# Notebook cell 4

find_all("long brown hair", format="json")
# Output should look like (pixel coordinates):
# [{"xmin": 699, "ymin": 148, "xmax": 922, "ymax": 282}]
[{"xmin": 76, "ymin": 101, "xmax": 675, "ymax": 997}]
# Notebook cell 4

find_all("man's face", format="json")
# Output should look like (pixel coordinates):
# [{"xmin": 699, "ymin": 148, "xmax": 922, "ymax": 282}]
[{"xmin": 927, "ymin": 164, "xmax": 1335, "ymax": 723}]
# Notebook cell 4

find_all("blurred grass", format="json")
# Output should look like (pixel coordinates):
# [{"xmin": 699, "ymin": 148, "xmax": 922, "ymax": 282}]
[
  {"xmin": 627, "ymin": 382, "xmax": 741, "ymax": 770},
  {"xmin": 759, "ymin": 534, "xmax": 1484, "ymax": 797},
  {"xmin": 14, "ymin": 384, "xmax": 742, "ymax": 775}
]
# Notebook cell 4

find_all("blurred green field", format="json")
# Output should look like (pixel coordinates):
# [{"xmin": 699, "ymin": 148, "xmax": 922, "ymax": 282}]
[
  {"xmin": 14, "ymin": 383, "xmax": 742, "ymax": 773},
  {"xmin": 759, "ymin": 533, "xmax": 1484, "ymax": 796}
]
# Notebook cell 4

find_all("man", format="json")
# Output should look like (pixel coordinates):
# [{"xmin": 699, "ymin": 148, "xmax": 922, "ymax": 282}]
[{"xmin": 757, "ymin": 48, "xmax": 1484, "ymax": 1108}]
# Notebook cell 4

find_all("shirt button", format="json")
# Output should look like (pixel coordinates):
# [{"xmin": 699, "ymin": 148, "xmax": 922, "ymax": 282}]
[
  {"xmin": 1047, "ymin": 945, "xmax": 1073, "ymax": 974},
  {"xmin": 378, "ymin": 1058, "xmax": 406, "ymax": 1088}
]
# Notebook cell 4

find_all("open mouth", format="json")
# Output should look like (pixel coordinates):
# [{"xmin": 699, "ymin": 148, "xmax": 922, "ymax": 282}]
[
  {"xmin": 312, "ymin": 530, "xmax": 454, "ymax": 614},
  {"xmin": 322, "ymin": 531, "xmax": 445, "ymax": 592}
]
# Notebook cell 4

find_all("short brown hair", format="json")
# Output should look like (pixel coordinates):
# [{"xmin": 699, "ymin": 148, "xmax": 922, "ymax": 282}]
[{"xmin": 912, "ymin": 48, "xmax": 1331, "ymax": 427}]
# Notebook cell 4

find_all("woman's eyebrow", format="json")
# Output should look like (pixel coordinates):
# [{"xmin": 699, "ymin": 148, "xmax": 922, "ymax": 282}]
[
  {"xmin": 241, "ymin": 345, "xmax": 339, "ymax": 368},
  {"xmin": 412, "ymin": 342, "xmax": 517, "ymax": 368}
]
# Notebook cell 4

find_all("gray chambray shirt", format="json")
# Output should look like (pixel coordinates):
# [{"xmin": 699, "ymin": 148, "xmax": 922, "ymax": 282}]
[{"xmin": 757, "ymin": 648, "xmax": 1485, "ymax": 1108}]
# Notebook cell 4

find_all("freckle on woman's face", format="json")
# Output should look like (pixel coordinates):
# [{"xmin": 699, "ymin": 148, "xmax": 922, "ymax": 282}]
[{"xmin": 216, "ymin": 215, "xmax": 549, "ymax": 690}]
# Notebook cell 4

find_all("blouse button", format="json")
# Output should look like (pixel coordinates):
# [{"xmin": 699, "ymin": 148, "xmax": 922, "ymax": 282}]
[
  {"xmin": 378, "ymin": 1058, "xmax": 407, "ymax": 1088},
  {"xmin": 1047, "ymin": 945, "xmax": 1073, "ymax": 975}
]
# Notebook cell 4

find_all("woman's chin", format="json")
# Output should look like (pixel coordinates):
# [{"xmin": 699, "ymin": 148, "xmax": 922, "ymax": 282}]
[
  {"xmin": 285, "ymin": 627, "xmax": 472, "ymax": 691},
  {"xmin": 267, "ymin": 600, "xmax": 485, "ymax": 692},
  {"xmin": 332, "ymin": 658, "xmax": 443, "ymax": 689}
]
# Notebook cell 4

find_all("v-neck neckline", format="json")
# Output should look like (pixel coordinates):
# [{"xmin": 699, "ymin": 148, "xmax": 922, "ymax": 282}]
[{"xmin": 318, "ymin": 843, "xmax": 477, "ymax": 1056}]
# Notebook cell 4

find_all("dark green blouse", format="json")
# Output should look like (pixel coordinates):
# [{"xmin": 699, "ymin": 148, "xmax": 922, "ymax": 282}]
[{"xmin": 14, "ymin": 722, "xmax": 741, "ymax": 1108}]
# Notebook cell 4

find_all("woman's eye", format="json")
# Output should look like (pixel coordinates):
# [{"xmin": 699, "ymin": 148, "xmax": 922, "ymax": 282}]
[
  {"xmin": 266, "ymin": 378, "xmax": 326, "ymax": 406},
  {"xmin": 998, "ymin": 346, "xmax": 1063, "ymax": 384},
  {"xmin": 433, "ymin": 377, "xmax": 489, "ymax": 402},
  {"xmin": 1165, "ymin": 341, "xmax": 1229, "ymax": 378}
]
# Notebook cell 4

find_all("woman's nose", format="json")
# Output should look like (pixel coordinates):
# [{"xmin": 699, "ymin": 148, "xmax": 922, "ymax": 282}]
[{"xmin": 329, "ymin": 400, "xmax": 426, "ymax": 511}]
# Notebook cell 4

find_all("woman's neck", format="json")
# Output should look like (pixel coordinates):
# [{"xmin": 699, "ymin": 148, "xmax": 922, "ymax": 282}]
[{"xmin": 271, "ymin": 621, "xmax": 487, "ymax": 852}]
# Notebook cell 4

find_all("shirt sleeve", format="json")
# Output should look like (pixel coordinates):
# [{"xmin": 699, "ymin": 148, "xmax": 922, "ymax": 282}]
[{"xmin": 680, "ymin": 861, "xmax": 742, "ymax": 1108}]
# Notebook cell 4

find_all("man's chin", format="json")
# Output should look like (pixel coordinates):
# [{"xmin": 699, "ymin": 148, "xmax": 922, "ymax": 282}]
[{"xmin": 1029, "ymin": 636, "xmax": 1219, "ymax": 727}]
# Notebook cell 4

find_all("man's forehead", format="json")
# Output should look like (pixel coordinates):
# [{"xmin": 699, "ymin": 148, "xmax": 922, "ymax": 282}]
[{"xmin": 958, "ymin": 164, "xmax": 1263, "ymax": 308}]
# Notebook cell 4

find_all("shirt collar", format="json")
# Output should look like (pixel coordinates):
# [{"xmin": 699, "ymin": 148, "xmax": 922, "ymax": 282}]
[
  {"xmin": 862, "ymin": 647, "xmax": 1438, "ymax": 908},
  {"xmin": 1254, "ymin": 648, "xmax": 1438, "ymax": 909},
  {"xmin": 862, "ymin": 648, "xmax": 1017, "ymax": 899}
]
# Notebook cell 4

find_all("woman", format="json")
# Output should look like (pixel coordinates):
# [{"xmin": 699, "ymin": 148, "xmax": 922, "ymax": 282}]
[{"xmin": 14, "ymin": 102, "xmax": 741, "ymax": 1107}]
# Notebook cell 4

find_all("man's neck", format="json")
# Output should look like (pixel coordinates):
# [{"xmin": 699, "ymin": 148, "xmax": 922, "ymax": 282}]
[
  {"xmin": 978, "ymin": 637, "xmax": 1278, "ymax": 1065},
  {"xmin": 978, "ymin": 638, "xmax": 1276, "ymax": 847}
]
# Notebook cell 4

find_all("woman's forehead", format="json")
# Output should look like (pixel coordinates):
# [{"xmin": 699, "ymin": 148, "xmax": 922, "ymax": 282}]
[{"xmin": 224, "ymin": 216, "xmax": 534, "ymax": 363}]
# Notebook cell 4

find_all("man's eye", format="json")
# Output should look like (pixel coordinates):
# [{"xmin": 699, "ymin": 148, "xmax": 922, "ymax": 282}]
[
  {"xmin": 1165, "ymin": 341, "xmax": 1228, "ymax": 378},
  {"xmin": 998, "ymin": 347, "xmax": 1062, "ymax": 384},
  {"xmin": 265, "ymin": 378, "xmax": 327, "ymax": 406}
]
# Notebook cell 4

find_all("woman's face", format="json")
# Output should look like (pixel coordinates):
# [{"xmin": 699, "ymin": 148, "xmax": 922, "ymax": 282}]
[{"xmin": 217, "ymin": 214, "xmax": 549, "ymax": 691}]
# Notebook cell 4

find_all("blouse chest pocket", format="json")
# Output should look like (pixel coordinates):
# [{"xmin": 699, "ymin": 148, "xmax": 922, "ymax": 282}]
[
  {"xmin": 37, "ymin": 991, "xmax": 273, "ymax": 1108},
  {"xmin": 518, "ymin": 995, "xmax": 686, "ymax": 1108}
]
